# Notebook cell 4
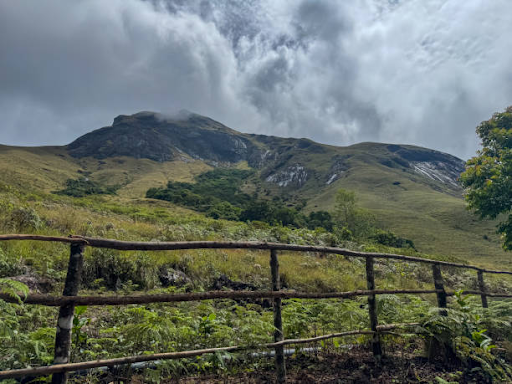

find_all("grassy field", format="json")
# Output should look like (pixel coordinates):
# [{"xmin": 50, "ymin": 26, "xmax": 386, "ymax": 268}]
[
  {"xmin": 1, "ymin": 163, "xmax": 511, "ymax": 382},
  {"xmin": 0, "ymin": 139, "xmax": 509, "ymax": 269}
]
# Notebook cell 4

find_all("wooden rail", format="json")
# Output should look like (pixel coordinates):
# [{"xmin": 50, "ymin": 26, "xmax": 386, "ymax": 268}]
[
  {"xmin": 0, "ymin": 324, "xmax": 417, "ymax": 380},
  {"xmin": 1, "ymin": 234, "xmax": 512, "ymax": 275},
  {"xmin": 0, "ymin": 234, "xmax": 511, "ymax": 383},
  {"xmin": 1, "ymin": 289, "xmax": 509, "ymax": 307}
]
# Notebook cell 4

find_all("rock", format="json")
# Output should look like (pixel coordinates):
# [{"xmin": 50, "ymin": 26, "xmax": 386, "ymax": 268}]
[
  {"xmin": 158, "ymin": 266, "xmax": 191, "ymax": 288},
  {"xmin": 212, "ymin": 274, "xmax": 257, "ymax": 291},
  {"xmin": 9, "ymin": 273, "xmax": 54, "ymax": 293}
]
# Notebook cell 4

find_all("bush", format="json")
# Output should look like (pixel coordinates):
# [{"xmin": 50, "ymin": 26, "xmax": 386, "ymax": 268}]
[
  {"xmin": 372, "ymin": 230, "xmax": 416, "ymax": 249},
  {"xmin": 83, "ymin": 249, "xmax": 158, "ymax": 291},
  {"xmin": 53, "ymin": 178, "xmax": 119, "ymax": 197},
  {"xmin": 422, "ymin": 291, "xmax": 512, "ymax": 381},
  {"xmin": 9, "ymin": 207, "xmax": 42, "ymax": 232}
]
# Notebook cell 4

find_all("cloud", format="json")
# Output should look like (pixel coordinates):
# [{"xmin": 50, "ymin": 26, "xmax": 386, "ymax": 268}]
[{"xmin": 0, "ymin": 0, "xmax": 511, "ymax": 159}]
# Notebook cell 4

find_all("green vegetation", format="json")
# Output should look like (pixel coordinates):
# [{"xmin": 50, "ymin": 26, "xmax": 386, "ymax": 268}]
[
  {"xmin": 146, "ymin": 168, "xmax": 253, "ymax": 220},
  {"xmin": 146, "ymin": 168, "xmax": 317, "ymax": 228},
  {"xmin": 53, "ymin": 177, "xmax": 119, "ymax": 197},
  {"xmin": 1, "ymin": 113, "xmax": 512, "ymax": 381},
  {"xmin": 423, "ymin": 291, "xmax": 512, "ymax": 381},
  {"xmin": 147, "ymin": 172, "xmax": 415, "ymax": 248},
  {"xmin": 0, "ymin": 180, "xmax": 510, "ymax": 382},
  {"xmin": 0, "ymin": 138, "xmax": 508, "ymax": 264},
  {"xmin": 461, "ymin": 106, "xmax": 512, "ymax": 250}
]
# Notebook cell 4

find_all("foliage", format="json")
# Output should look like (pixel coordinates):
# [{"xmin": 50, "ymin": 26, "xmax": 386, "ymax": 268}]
[
  {"xmin": 8, "ymin": 206, "xmax": 43, "ymax": 232},
  {"xmin": 460, "ymin": 106, "xmax": 512, "ymax": 249},
  {"xmin": 53, "ymin": 177, "xmax": 119, "ymax": 197},
  {"xmin": 83, "ymin": 249, "xmax": 159, "ymax": 291},
  {"xmin": 371, "ymin": 229, "xmax": 416, "ymax": 250},
  {"xmin": 422, "ymin": 291, "xmax": 512, "ymax": 381},
  {"xmin": 147, "ymin": 168, "xmax": 335, "ymax": 230},
  {"xmin": 1, "ymin": 178, "xmax": 511, "ymax": 380},
  {"xmin": 333, "ymin": 189, "xmax": 376, "ymax": 239},
  {"xmin": 146, "ymin": 169, "xmax": 254, "ymax": 217},
  {"xmin": 0, "ymin": 278, "xmax": 29, "ymax": 304}
]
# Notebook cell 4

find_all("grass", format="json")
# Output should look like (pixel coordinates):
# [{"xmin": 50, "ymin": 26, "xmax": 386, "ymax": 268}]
[
  {"xmin": 1, "ymin": 182, "xmax": 511, "ymax": 382},
  {"xmin": 307, "ymin": 156, "xmax": 510, "ymax": 268},
  {"xmin": 1, "ymin": 128, "xmax": 512, "ymax": 381},
  {"xmin": 0, "ymin": 138, "xmax": 509, "ymax": 269}
]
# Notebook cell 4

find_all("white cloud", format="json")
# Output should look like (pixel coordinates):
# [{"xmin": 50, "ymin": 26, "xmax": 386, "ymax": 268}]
[{"xmin": 0, "ymin": 0, "xmax": 511, "ymax": 158}]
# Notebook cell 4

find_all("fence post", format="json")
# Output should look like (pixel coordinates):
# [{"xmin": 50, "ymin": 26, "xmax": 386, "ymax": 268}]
[
  {"xmin": 365, "ymin": 256, "xmax": 382, "ymax": 360},
  {"xmin": 477, "ymin": 270, "xmax": 489, "ymax": 308},
  {"xmin": 52, "ymin": 242, "xmax": 85, "ymax": 384},
  {"xmin": 432, "ymin": 263, "xmax": 447, "ymax": 316},
  {"xmin": 270, "ymin": 249, "xmax": 286, "ymax": 383}
]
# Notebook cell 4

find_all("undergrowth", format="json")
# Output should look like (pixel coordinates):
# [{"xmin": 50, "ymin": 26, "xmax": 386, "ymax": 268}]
[{"xmin": 0, "ymin": 187, "xmax": 512, "ymax": 382}]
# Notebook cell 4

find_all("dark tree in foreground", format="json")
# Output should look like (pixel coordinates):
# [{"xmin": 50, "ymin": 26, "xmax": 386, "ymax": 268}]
[{"xmin": 460, "ymin": 106, "xmax": 512, "ymax": 249}]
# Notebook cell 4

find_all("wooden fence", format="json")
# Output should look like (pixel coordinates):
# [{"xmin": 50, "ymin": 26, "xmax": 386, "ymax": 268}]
[{"xmin": 0, "ymin": 234, "xmax": 511, "ymax": 383}]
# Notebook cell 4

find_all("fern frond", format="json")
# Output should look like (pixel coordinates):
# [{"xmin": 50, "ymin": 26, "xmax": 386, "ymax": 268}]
[{"xmin": 0, "ymin": 278, "xmax": 29, "ymax": 304}]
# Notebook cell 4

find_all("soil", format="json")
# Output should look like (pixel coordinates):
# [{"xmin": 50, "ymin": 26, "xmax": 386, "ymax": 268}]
[{"xmin": 139, "ymin": 348, "xmax": 486, "ymax": 384}]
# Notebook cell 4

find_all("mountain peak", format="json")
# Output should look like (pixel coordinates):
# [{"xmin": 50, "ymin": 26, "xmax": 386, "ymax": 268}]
[
  {"xmin": 112, "ymin": 110, "xmax": 193, "ymax": 126},
  {"xmin": 67, "ymin": 111, "xmax": 257, "ymax": 164}
]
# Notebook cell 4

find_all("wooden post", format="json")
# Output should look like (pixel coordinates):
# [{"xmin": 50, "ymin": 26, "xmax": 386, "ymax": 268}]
[
  {"xmin": 365, "ymin": 256, "xmax": 382, "ymax": 360},
  {"xmin": 432, "ymin": 264, "xmax": 447, "ymax": 316},
  {"xmin": 477, "ymin": 270, "xmax": 489, "ymax": 308},
  {"xmin": 52, "ymin": 243, "xmax": 85, "ymax": 384},
  {"xmin": 270, "ymin": 249, "xmax": 286, "ymax": 383}
]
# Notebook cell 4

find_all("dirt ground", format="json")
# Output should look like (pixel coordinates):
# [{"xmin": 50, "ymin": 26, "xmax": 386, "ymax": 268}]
[{"xmin": 148, "ymin": 349, "xmax": 484, "ymax": 384}]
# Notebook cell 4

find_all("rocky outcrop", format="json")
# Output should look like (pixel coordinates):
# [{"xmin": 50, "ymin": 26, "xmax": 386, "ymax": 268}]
[
  {"xmin": 68, "ymin": 111, "xmax": 265, "ymax": 166},
  {"xmin": 386, "ymin": 145, "xmax": 464, "ymax": 187},
  {"xmin": 265, "ymin": 164, "xmax": 309, "ymax": 187}
]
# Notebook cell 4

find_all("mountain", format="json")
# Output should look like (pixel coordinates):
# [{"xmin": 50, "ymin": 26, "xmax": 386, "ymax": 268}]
[
  {"xmin": 0, "ymin": 111, "xmax": 507, "ymax": 266},
  {"xmin": 67, "ymin": 111, "xmax": 464, "ymax": 187}
]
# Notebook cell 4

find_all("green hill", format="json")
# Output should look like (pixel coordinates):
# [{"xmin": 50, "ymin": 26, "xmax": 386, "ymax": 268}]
[{"xmin": 0, "ymin": 111, "xmax": 507, "ymax": 268}]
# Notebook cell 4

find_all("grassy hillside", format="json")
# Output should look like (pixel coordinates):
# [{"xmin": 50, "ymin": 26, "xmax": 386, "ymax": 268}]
[
  {"xmin": 1, "ymin": 135, "xmax": 511, "ymax": 382},
  {"xmin": 1, "ymin": 174, "xmax": 512, "ymax": 382},
  {"xmin": 0, "ymin": 134, "xmax": 509, "ymax": 269},
  {"xmin": 307, "ymin": 148, "xmax": 507, "ymax": 268}
]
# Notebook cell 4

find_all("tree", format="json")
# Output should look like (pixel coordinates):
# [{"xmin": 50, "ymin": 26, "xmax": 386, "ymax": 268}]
[
  {"xmin": 333, "ymin": 189, "xmax": 375, "ymax": 238},
  {"xmin": 460, "ymin": 106, "xmax": 512, "ymax": 249},
  {"xmin": 333, "ymin": 189, "xmax": 357, "ymax": 225}
]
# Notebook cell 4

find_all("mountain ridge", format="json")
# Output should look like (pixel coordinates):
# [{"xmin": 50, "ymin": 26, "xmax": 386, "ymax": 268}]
[{"xmin": 66, "ymin": 111, "xmax": 465, "ymax": 192}]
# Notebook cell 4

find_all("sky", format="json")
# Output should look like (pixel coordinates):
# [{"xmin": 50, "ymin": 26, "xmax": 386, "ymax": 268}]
[{"xmin": 0, "ymin": 0, "xmax": 511, "ymax": 159}]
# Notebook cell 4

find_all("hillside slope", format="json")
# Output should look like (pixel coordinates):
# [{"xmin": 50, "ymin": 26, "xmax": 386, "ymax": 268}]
[{"xmin": 0, "ymin": 111, "xmax": 507, "ymax": 266}]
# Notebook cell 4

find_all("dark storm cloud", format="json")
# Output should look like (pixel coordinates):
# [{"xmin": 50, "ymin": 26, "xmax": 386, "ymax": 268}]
[{"xmin": 0, "ymin": 0, "xmax": 511, "ymax": 159}]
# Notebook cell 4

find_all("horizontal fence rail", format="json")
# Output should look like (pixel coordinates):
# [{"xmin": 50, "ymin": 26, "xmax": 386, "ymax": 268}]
[
  {"xmin": 0, "ymin": 234, "xmax": 511, "ymax": 383},
  {"xmin": 1, "ymin": 234, "xmax": 512, "ymax": 274},
  {"xmin": 2, "ymin": 289, "xmax": 510, "ymax": 307},
  {"xmin": 0, "ymin": 324, "xmax": 419, "ymax": 380},
  {"xmin": 0, "ymin": 289, "xmax": 447, "ymax": 306}
]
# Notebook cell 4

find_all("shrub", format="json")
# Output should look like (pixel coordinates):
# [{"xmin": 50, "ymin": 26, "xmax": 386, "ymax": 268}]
[
  {"xmin": 9, "ymin": 207, "xmax": 42, "ymax": 232},
  {"xmin": 53, "ymin": 178, "xmax": 119, "ymax": 197},
  {"xmin": 372, "ymin": 230, "xmax": 416, "ymax": 249}
]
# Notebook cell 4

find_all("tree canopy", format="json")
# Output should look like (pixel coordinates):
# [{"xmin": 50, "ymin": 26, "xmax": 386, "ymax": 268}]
[{"xmin": 460, "ymin": 106, "xmax": 512, "ymax": 249}]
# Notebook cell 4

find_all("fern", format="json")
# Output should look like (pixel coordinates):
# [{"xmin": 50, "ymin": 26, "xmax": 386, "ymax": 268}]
[
  {"xmin": 0, "ymin": 278, "xmax": 29, "ymax": 304},
  {"xmin": 421, "ymin": 290, "xmax": 512, "ymax": 381}
]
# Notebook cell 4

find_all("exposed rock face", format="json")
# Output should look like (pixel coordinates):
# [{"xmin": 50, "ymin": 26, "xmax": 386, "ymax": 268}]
[
  {"xmin": 68, "ymin": 111, "xmax": 263, "ymax": 166},
  {"xmin": 212, "ymin": 274, "xmax": 258, "ymax": 291},
  {"xmin": 326, "ymin": 155, "xmax": 351, "ymax": 185},
  {"xmin": 158, "ymin": 266, "xmax": 191, "ymax": 288},
  {"xmin": 266, "ymin": 164, "xmax": 309, "ymax": 187},
  {"xmin": 386, "ymin": 145, "xmax": 464, "ymax": 186},
  {"xmin": 411, "ymin": 161, "xmax": 462, "ymax": 187},
  {"xmin": 9, "ymin": 273, "xmax": 54, "ymax": 293}
]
